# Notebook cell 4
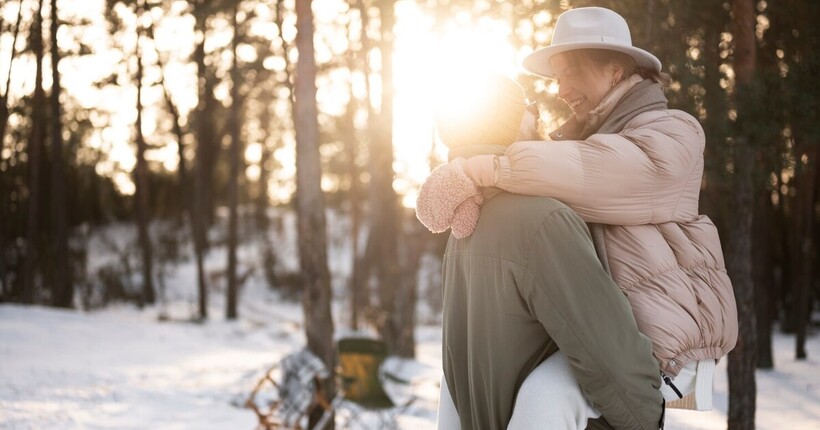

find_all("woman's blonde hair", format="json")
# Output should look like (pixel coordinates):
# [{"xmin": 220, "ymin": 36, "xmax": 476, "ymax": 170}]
[{"xmin": 562, "ymin": 49, "xmax": 672, "ymax": 88}]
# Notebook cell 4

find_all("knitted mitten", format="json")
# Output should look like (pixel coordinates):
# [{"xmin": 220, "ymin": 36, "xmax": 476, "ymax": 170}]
[
  {"xmin": 450, "ymin": 194, "xmax": 483, "ymax": 238},
  {"xmin": 415, "ymin": 160, "xmax": 483, "ymax": 237}
]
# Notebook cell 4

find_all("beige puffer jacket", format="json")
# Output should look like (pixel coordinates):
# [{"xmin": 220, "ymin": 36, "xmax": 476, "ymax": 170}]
[{"xmin": 477, "ymin": 108, "xmax": 738, "ymax": 377}]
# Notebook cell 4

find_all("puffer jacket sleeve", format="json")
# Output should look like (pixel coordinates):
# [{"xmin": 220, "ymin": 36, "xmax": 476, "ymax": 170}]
[{"xmin": 493, "ymin": 111, "xmax": 704, "ymax": 225}]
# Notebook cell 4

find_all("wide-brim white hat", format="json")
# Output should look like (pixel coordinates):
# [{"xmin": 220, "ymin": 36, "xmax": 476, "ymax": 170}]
[{"xmin": 522, "ymin": 7, "xmax": 662, "ymax": 79}]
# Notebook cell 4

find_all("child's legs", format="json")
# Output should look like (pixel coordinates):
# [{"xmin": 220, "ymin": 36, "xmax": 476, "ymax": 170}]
[{"xmin": 508, "ymin": 351, "xmax": 601, "ymax": 430}]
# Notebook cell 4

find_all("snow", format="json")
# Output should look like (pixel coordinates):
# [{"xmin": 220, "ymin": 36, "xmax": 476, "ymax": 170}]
[
  {"xmin": 0, "ymin": 303, "xmax": 275, "ymax": 429},
  {"xmin": 3, "ymin": 300, "xmax": 819, "ymax": 429},
  {"xmin": 2, "ymin": 217, "xmax": 819, "ymax": 429}
]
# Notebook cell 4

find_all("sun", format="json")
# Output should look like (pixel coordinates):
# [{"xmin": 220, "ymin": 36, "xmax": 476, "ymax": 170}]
[{"xmin": 392, "ymin": 4, "xmax": 520, "ymax": 208}]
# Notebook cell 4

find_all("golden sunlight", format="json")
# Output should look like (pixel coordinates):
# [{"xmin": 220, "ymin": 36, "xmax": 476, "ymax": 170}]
[
  {"xmin": 392, "ymin": 3, "xmax": 519, "ymax": 208},
  {"xmin": 0, "ymin": 0, "xmax": 527, "ymax": 207}
]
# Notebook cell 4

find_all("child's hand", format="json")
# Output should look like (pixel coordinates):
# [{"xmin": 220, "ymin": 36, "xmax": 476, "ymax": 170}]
[{"xmin": 415, "ymin": 159, "xmax": 484, "ymax": 238}]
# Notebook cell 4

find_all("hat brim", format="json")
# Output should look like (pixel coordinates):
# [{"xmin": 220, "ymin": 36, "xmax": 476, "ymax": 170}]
[{"xmin": 522, "ymin": 42, "xmax": 662, "ymax": 79}]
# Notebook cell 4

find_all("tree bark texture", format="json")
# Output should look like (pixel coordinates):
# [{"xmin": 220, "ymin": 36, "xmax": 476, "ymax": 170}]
[
  {"xmin": 191, "ymin": 2, "xmax": 213, "ymax": 319},
  {"xmin": 192, "ymin": 176, "xmax": 208, "ymax": 320},
  {"xmin": 349, "ymin": 0, "xmax": 374, "ymax": 331},
  {"xmin": 340, "ymin": 101, "xmax": 363, "ymax": 330},
  {"xmin": 727, "ymin": 1, "xmax": 758, "ymax": 429},
  {"xmin": 23, "ymin": 0, "xmax": 47, "ymax": 305},
  {"xmin": 255, "ymin": 101, "xmax": 272, "ymax": 231},
  {"xmin": 789, "ymin": 0, "xmax": 817, "ymax": 361},
  {"xmin": 397, "ymin": 220, "xmax": 425, "ymax": 359},
  {"xmin": 193, "ymin": 2, "xmax": 218, "ymax": 228},
  {"xmin": 700, "ymin": 13, "xmax": 730, "ymax": 230},
  {"xmin": 294, "ymin": 1, "xmax": 335, "ymax": 427},
  {"xmin": 226, "ymin": 2, "xmax": 241, "ymax": 320},
  {"xmin": 753, "ymin": 188, "xmax": 774, "ymax": 369},
  {"xmin": 776, "ymin": 175, "xmax": 795, "ymax": 333},
  {"xmin": 134, "ymin": 16, "xmax": 155, "ymax": 306},
  {"xmin": 50, "ymin": 0, "xmax": 72, "ymax": 308},
  {"xmin": 0, "ymin": 0, "xmax": 23, "ymax": 146},
  {"xmin": 371, "ymin": 0, "xmax": 411, "ymax": 357},
  {"xmin": 792, "ymin": 138, "xmax": 816, "ymax": 360},
  {"xmin": 0, "ymin": 0, "xmax": 24, "ymax": 298}
]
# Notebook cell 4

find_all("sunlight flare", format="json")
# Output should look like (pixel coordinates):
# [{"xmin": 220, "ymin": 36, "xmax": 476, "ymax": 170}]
[{"xmin": 392, "ymin": 4, "xmax": 519, "ymax": 207}]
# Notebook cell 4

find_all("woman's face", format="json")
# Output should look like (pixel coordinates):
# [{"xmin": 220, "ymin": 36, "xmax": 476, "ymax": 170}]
[{"xmin": 549, "ymin": 52, "xmax": 620, "ymax": 122}]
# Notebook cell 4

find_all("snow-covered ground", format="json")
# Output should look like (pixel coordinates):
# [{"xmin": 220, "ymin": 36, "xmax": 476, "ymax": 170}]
[
  {"xmin": 2, "ymin": 296, "xmax": 819, "ymax": 429},
  {"xmin": 1, "ymin": 215, "xmax": 819, "ymax": 429},
  {"xmin": 0, "ymin": 283, "xmax": 444, "ymax": 430}
]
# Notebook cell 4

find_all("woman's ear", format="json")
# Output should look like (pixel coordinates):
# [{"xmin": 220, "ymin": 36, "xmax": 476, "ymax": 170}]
[
  {"xmin": 606, "ymin": 63, "xmax": 625, "ymax": 86},
  {"xmin": 612, "ymin": 64, "xmax": 625, "ymax": 83}
]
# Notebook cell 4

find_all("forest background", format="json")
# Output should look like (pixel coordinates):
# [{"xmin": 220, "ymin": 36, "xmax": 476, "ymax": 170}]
[{"xmin": 0, "ymin": 0, "xmax": 818, "ymax": 429}]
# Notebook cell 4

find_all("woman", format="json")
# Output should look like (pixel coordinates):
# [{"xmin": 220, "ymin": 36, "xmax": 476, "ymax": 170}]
[{"xmin": 421, "ymin": 7, "xmax": 738, "ymax": 429}]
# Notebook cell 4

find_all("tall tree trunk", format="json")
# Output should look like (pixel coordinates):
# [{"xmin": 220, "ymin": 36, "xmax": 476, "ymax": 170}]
[
  {"xmin": 23, "ymin": 0, "xmax": 47, "ymax": 305},
  {"xmin": 790, "ymin": 0, "xmax": 816, "ymax": 361},
  {"xmin": 0, "ymin": 0, "xmax": 23, "ymax": 146},
  {"xmin": 645, "ymin": 0, "xmax": 655, "ymax": 42},
  {"xmin": 0, "ymin": 0, "xmax": 23, "ymax": 299},
  {"xmin": 341, "ymin": 11, "xmax": 363, "ymax": 329},
  {"xmin": 255, "ymin": 113, "xmax": 272, "ymax": 231},
  {"xmin": 0, "ymin": 171, "xmax": 5, "ymax": 298},
  {"xmin": 348, "ymin": 199, "xmax": 364, "ymax": 330},
  {"xmin": 255, "ymin": 98, "xmax": 275, "ymax": 294},
  {"xmin": 349, "ymin": 0, "xmax": 374, "ymax": 331},
  {"xmin": 192, "ymin": 176, "xmax": 208, "ymax": 320},
  {"xmin": 50, "ymin": 0, "xmax": 71, "ymax": 308},
  {"xmin": 256, "ymin": 132, "xmax": 276, "ymax": 294},
  {"xmin": 134, "ymin": 12, "xmax": 155, "ymax": 306},
  {"xmin": 700, "ymin": 8, "xmax": 730, "ymax": 229},
  {"xmin": 770, "ymin": 160, "xmax": 794, "ymax": 332},
  {"xmin": 792, "ymin": 139, "xmax": 816, "ymax": 360},
  {"xmin": 398, "ymin": 220, "xmax": 424, "ymax": 358},
  {"xmin": 338, "ymin": 91, "xmax": 362, "ymax": 329},
  {"xmin": 0, "ymin": 159, "xmax": 5, "ymax": 298},
  {"xmin": 344, "ymin": 112, "xmax": 363, "ymax": 331},
  {"xmin": 294, "ymin": 1, "xmax": 335, "ymax": 427},
  {"xmin": 193, "ymin": 1, "xmax": 218, "ymax": 228},
  {"xmin": 191, "ymin": 1, "xmax": 213, "ymax": 319},
  {"xmin": 727, "ymin": 0, "xmax": 758, "ymax": 429},
  {"xmin": 753, "ymin": 187, "xmax": 774, "ymax": 368},
  {"xmin": 371, "ymin": 0, "xmax": 409, "ymax": 357},
  {"xmin": 225, "ymin": 1, "xmax": 242, "ymax": 320}
]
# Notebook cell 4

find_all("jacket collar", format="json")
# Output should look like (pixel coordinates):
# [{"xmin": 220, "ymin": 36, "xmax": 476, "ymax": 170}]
[
  {"xmin": 549, "ymin": 74, "xmax": 668, "ymax": 140},
  {"xmin": 581, "ymin": 74, "xmax": 643, "ymax": 137}
]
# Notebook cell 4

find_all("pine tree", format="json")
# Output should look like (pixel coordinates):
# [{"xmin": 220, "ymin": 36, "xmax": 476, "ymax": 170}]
[
  {"xmin": 294, "ymin": 0, "xmax": 335, "ymax": 426},
  {"xmin": 727, "ymin": 0, "xmax": 758, "ymax": 428}
]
